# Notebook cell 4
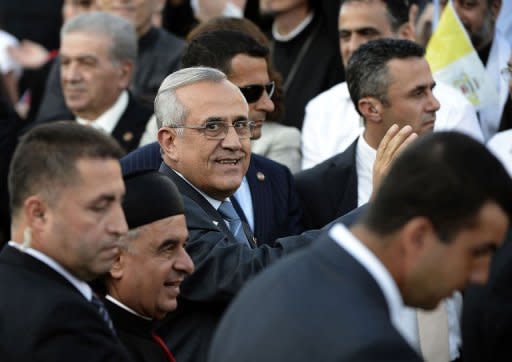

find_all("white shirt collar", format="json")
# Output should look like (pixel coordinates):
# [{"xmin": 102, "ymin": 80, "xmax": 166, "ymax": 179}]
[
  {"xmin": 272, "ymin": 11, "xmax": 314, "ymax": 42},
  {"xmin": 76, "ymin": 90, "xmax": 129, "ymax": 135},
  {"xmin": 105, "ymin": 294, "xmax": 152, "ymax": 320},
  {"xmin": 328, "ymin": 224, "xmax": 413, "ymax": 345},
  {"xmin": 8, "ymin": 241, "xmax": 92, "ymax": 301}
]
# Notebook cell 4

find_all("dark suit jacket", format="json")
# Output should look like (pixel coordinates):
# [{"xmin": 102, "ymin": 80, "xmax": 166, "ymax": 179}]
[
  {"xmin": 0, "ymin": 245, "xmax": 132, "ymax": 362},
  {"xmin": 462, "ymin": 230, "xmax": 512, "ymax": 362},
  {"xmin": 29, "ymin": 92, "xmax": 151, "ymax": 153},
  {"xmin": 209, "ymin": 230, "xmax": 422, "ymax": 362},
  {"xmin": 105, "ymin": 299, "xmax": 170, "ymax": 362},
  {"xmin": 295, "ymin": 138, "xmax": 358, "ymax": 229},
  {"xmin": 155, "ymin": 163, "xmax": 313, "ymax": 362},
  {"xmin": 120, "ymin": 142, "xmax": 304, "ymax": 244},
  {"xmin": 108, "ymin": 95, "xmax": 152, "ymax": 153}
]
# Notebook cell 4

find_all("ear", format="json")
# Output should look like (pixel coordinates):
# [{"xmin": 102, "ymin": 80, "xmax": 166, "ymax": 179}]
[
  {"xmin": 399, "ymin": 15, "xmax": 416, "ymax": 41},
  {"xmin": 109, "ymin": 252, "xmax": 125, "ymax": 280},
  {"xmin": 23, "ymin": 196, "xmax": 49, "ymax": 234},
  {"xmin": 158, "ymin": 127, "xmax": 179, "ymax": 162},
  {"xmin": 490, "ymin": 0, "xmax": 502, "ymax": 21},
  {"xmin": 358, "ymin": 97, "xmax": 383, "ymax": 124},
  {"xmin": 399, "ymin": 217, "xmax": 434, "ymax": 270},
  {"xmin": 117, "ymin": 60, "xmax": 134, "ymax": 90}
]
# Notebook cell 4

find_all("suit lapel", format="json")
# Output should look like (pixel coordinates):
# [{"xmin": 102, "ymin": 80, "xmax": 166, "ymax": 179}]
[
  {"xmin": 329, "ymin": 138, "xmax": 358, "ymax": 218},
  {"xmin": 158, "ymin": 163, "xmax": 240, "ymax": 244}
]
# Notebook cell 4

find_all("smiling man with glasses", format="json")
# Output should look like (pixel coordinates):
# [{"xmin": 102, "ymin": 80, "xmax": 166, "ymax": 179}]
[{"xmin": 147, "ymin": 66, "xmax": 316, "ymax": 362}]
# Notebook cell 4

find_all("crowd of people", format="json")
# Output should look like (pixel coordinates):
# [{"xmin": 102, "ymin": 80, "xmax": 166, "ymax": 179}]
[{"xmin": 0, "ymin": 0, "xmax": 512, "ymax": 361}]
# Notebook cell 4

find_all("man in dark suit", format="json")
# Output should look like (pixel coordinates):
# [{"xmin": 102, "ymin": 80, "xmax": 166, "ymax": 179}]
[
  {"xmin": 0, "ymin": 122, "xmax": 131, "ymax": 361},
  {"xmin": 36, "ymin": 0, "xmax": 185, "ymax": 122},
  {"xmin": 122, "ymin": 30, "xmax": 304, "ymax": 244},
  {"xmin": 33, "ymin": 12, "xmax": 152, "ymax": 152},
  {"xmin": 209, "ymin": 131, "xmax": 512, "ymax": 362},
  {"xmin": 295, "ymin": 38, "xmax": 439, "ymax": 229},
  {"xmin": 146, "ymin": 66, "xmax": 385, "ymax": 362},
  {"xmin": 103, "ymin": 171, "xmax": 195, "ymax": 362}
]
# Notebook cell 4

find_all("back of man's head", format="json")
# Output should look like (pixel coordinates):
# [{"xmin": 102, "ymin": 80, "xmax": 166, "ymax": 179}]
[
  {"xmin": 346, "ymin": 38, "xmax": 425, "ymax": 116},
  {"xmin": 181, "ymin": 30, "xmax": 268, "ymax": 76},
  {"xmin": 61, "ymin": 11, "xmax": 137, "ymax": 64},
  {"xmin": 363, "ymin": 131, "xmax": 512, "ymax": 242},
  {"xmin": 9, "ymin": 122, "xmax": 124, "ymax": 221}
]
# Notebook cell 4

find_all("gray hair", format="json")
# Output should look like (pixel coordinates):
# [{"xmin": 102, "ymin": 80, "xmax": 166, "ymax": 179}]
[
  {"xmin": 61, "ymin": 11, "xmax": 137, "ymax": 64},
  {"xmin": 154, "ymin": 67, "xmax": 227, "ymax": 130}
]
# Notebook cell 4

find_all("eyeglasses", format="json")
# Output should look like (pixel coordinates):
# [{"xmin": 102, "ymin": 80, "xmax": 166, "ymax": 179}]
[
  {"xmin": 238, "ymin": 81, "xmax": 275, "ymax": 103},
  {"xmin": 169, "ymin": 119, "xmax": 255, "ymax": 140},
  {"xmin": 500, "ymin": 66, "xmax": 512, "ymax": 82}
]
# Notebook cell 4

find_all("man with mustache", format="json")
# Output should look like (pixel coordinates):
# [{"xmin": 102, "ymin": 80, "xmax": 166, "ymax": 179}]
[
  {"xmin": 102, "ymin": 170, "xmax": 194, "ymax": 362},
  {"xmin": 36, "ymin": 0, "xmax": 184, "ymax": 123},
  {"xmin": 59, "ymin": 12, "xmax": 152, "ymax": 152},
  {"xmin": 0, "ymin": 122, "xmax": 130, "ymax": 361}
]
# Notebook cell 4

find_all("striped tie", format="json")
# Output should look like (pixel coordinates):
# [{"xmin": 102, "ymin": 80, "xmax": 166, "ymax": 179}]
[
  {"xmin": 91, "ymin": 294, "xmax": 116, "ymax": 335},
  {"xmin": 218, "ymin": 201, "xmax": 249, "ymax": 246}
]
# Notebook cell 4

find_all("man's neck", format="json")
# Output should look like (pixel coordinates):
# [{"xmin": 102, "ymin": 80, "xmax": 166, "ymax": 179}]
[
  {"xmin": 362, "ymin": 128, "xmax": 380, "ymax": 150},
  {"xmin": 274, "ymin": 5, "xmax": 310, "ymax": 36}
]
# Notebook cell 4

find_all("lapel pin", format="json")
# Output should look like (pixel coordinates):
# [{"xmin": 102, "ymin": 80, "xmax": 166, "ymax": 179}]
[
  {"xmin": 256, "ymin": 171, "xmax": 265, "ymax": 182},
  {"xmin": 212, "ymin": 220, "xmax": 219, "ymax": 226},
  {"xmin": 123, "ymin": 132, "xmax": 134, "ymax": 142}
]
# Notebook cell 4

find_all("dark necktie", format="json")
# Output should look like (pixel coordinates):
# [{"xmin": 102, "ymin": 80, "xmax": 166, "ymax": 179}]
[
  {"xmin": 91, "ymin": 294, "xmax": 116, "ymax": 335},
  {"xmin": 218, "ymin": 201, "xmax": 249, "ymax": 246}
]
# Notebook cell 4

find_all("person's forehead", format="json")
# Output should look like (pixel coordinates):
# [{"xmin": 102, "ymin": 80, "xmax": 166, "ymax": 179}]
[
  {"xmin": 339, "ymin": 0, "xmax": 393, "ymax": 31},
  {"xmin": 136, "ymin": 215, "xmax": 188, "ymax": 250},
  {"xmin": 178, "ymin": 80, "xmax": 248, "ymax": 118},
  {"xmin": 228, "ymin": 54, "xmax": 270, "ymax": 86},
  {"xmin": 386, "ymin": 57, "xmax": 432, "ymax": 86},
  {"xmin": 61, "ymin": 32, "xmax": 111, "ymax": 54}
]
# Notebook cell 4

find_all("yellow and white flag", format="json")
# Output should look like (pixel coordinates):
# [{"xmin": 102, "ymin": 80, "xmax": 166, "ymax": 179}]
[{"xmin": 426, "ymin": 1, "xmax": 497, "ymax": 110}]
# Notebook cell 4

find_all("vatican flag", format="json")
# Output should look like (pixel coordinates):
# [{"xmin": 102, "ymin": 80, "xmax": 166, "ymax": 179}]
[{"xmin": 426, "ymin": 1, "xmax": 497, "ymax": 110}]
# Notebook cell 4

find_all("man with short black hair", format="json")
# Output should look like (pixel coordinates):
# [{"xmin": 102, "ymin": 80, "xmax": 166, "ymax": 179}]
[
  {"xmin": 0, "ymin": 122, "xmax": 130, "ymax": 361},
  {"xmin": 302, "ymin": 0, "xmax": 483, "ymax": 170}
]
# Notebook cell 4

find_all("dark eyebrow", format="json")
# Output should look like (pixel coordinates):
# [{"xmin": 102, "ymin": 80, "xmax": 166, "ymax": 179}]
[
  {"xmin": 471, "ymin": 242, "xmax": 499, "ymax": 257},
  {"xmin": 234, "ymin": 116, "xmax": 249, "ymax": 123},
  {"xmin": 156, "ymin": 239, "xmax": 179, "ymax": 253}
]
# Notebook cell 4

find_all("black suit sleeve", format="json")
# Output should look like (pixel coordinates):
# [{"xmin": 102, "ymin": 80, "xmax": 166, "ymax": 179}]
[{"xmin": 180, "ymin": 198, "xmax": 366, "ymax": 303}]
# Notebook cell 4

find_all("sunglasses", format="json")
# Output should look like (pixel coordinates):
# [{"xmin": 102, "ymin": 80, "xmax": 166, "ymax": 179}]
[{"xmin": 238, "ymin": 81, "xmax": 275, "ymax": 103}]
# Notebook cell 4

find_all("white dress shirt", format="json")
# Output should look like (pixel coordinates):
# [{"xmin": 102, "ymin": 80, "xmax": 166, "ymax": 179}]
[
  {"xmin": 302, "ymin": 81, "xmax": 484, "ymax": 170},
  {"xmin": 8, "ymin": 241, "xmax": 93, "ymax": 301},
  {"xmin": 76, "ymin": 90, "xmax": 129, "ymax": 134},
  {"xmin": 233, "ymin": 176, "xmax": 254, "ymax": 231},
  {"xmin": 355, "ymin": 135, "xmax": 376, "ymax": 207}
]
